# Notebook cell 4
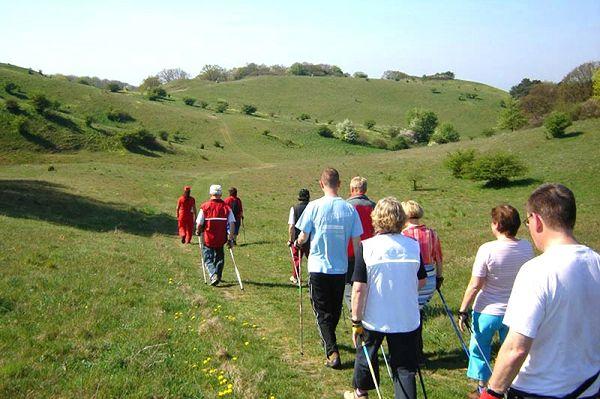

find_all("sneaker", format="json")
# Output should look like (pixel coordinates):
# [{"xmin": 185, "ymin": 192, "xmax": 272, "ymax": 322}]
[
  {"xmin": 325, "ymin": 351, "xmax": 341, "ymax": 369},
  {"xmin": 181, "ymin": 236, "xmax": 185, "ymax": 244},
  {"xmin": 343, "ymin": 390, "xmax": 368, "ymax": 398},
  {"xmin": 289, "ymin": 276, "xmax": 298, "ymax": 285},
  {"xmin": 210, "ymin": 275, "xmax": 219, "ymax": 286}
]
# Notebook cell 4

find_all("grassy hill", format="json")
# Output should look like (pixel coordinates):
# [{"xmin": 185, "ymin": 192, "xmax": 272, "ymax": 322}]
[{"xmin": 1, "ymin": 62, "xmax": 599, "ymax": 398}]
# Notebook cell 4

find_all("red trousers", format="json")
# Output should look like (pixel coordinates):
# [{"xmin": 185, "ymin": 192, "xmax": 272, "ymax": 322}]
[
  {"xmin": 291, "ymin": 246, "xmax": 308, "ymax": 279},
  {"xmin": 178, "ymin": 218, "xmax": 194, "ymax": 243}
]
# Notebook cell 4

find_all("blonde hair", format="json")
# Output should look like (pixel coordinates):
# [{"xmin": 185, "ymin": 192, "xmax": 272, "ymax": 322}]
[
  {"xmin": 350, "ymin": 176, "xmax": 367, "ymax": 193},
  {"xmin": 401, "ymin": 200, "xmax": 424, "ymax": 219},
  {"xmin": 372, "ymin": 197, "xmax": 406, "ymax": 234}
]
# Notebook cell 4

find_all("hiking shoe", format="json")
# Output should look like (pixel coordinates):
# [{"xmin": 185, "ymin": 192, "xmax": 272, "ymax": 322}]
[
  {"xmin": 325, "ymin": 352, "xmax": 341, "ymax": 369},
  {"xmin": 289, "ymin": 276, "xmax": 298, "ymax": 285},
  {"xmin": 466, "ymin": 387, "xmax": 484, "ymax": 399},
  {"xmin": 210, "ymin": 275, "xmax": 219, "ymax": 286},
  {"xmin": 181, "ymin": 236, "xmax": 185, "ymax": 244},
  {"xmin": 343, "ymin": 390, "xmax": 368, "ymax": 398}
]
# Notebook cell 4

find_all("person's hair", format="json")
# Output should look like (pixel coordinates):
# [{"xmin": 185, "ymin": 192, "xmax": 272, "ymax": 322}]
[
  {"xmin": 401, "ymin": 200, "xmax": 424, "ymax": 219},
  {"xmin": 526, "ymin": 183, "xmax": 576, "ymax": 231},
  {"xmin": 491, "ymin": 204, "xmax": 521, "ymax": 237},
  {"xmin": 229, "ymin": 187, "xmax": 237, "ymax": 196},
  {"xmin": 350, "ymin": 176, "xmax": 367, "ymax": 193},
  {"xmin": 320, "ymin": 168, "xmax": 340, "ymax": 188},
  {"xmin": 372, "ymin": 197, "xmax": 406, "ymax": 234},
  {"xmin": 298, "ymin": 188, "xmax": 310, "ymax": 202}
]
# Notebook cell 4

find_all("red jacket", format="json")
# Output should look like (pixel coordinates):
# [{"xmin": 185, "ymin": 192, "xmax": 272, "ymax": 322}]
[
  {"xmin": 224, "ymin": 195, "xmax": 243, "ymax": 220},
  {"xmin": 200, "ymin": 199, "xmax": 231, "ymax": 248},
  {"xmin": 347, "ymin": 194, "xmax": 375, "ymax": 258}
]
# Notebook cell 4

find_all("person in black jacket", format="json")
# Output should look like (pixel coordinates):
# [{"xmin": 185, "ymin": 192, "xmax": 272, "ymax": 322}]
[{"xmin": 287, "ymin": 188, "xmax": 310, "ymax": 284}]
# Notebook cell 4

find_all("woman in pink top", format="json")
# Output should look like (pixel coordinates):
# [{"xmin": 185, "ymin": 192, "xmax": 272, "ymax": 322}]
[{"xmin": 458, "ymin": 204, "xmax": 534, "ymax": 397}]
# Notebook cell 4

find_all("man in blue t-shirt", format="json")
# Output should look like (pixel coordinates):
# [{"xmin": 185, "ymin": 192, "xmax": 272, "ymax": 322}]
[{"xmin": 295, "ymin": 168, "xmax": 363, "ymax": 369}]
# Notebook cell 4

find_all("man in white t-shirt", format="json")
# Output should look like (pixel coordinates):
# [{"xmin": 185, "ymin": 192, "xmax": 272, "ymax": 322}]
[{"xmin": 480, "ymin": 183, "xmax": 600, "ymax": 399}]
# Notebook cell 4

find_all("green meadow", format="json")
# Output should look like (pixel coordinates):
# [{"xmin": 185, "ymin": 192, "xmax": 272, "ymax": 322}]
[{"xmin": 1, "ymin": 63, "xmax": 599, "ymax": 398}]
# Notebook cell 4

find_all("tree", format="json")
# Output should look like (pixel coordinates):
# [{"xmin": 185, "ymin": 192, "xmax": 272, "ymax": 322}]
[
  {"xmin": 183, "ymin": 97, "xmax": 196, "ymax": 106},
  {"xmin": 466, "ymin": 153, "xmax": 527, "ymax": 186},
  {"xmin": 497, "ymin": 99, "xmax": 527, "ymax": 131},
  {"xmin": 215, "ymin": 100, "xmax": 229, "ymax": 113},
  {"xmin": 561, "ymin": 61, "xmax": 600, "ymax": 84},
  {"xmin": 148, "ymin": 87, "xmax": 167, "ymax": 101},
  {"xmin": 31, "ymin": 94, "xmax": 51, "ymax": 113},
  {"xmin": 241, "ymin": 104, "xmax": 257, "ymax": 115},
  {"xmin": 364, "ymin": 119, "xmax": 376, "ymax": 130},
  {"xmin": 406, "ymin": 108, "xmax": 438, "ymax": 143},
  {"xmin": 197, "ymin": 65, "xmax": 228, "ymax": 82},
  {"xmin": 509, "ymin": 78, "xmax": 542, "ymax": 98},
  {"xmin": 382, "ymin": 70, "xmax": 411, "ymax": 81},
  {"xmin": 544, "ymin": 112, "xmax": 572, "ymax": 138},
  {"xmin": 336, "ymin": 119, "xmax": 358, "ymax": 143},
  {"xmin": 593, "ymin": 69, "xmax": 600, "ymax": 98},
  {"xmin": 157, "ymin": 68, "xmax": 190, "ymax": 83},
  {"xmin": 317, "ymin": 126, "xmax": 334, "ymax": 138},
  {"xmin": 107, "ymin": 82, "xmax": 121, "ymax": 92},
  {"xmin": 353, "ymin": 72, "xmax": 368, "ymax": 78},
  {"xmin": 444, "ymin": 149, "xmax": 477, "ymax": 178},
  {"xmin": 140, "ymin": 76, "xmax": 161, "ymax": 93},
  {"xmin": 519, "ymin": 83, "xmax": 557, "ymax": 122},
  {"xmin": 430, "ymin": 123, "xmax": 460, "ymax": 144}
]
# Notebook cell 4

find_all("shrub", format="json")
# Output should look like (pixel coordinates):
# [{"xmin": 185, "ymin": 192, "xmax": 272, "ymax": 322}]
[
  {"xmin": 386, "ymin": 126, "xmax": 400, "ymax": 138},
  {"xmin": 364, "ymin": 119, "xmax": 376, "ymax": 130},
  {"xmin": 107, "ymin": 82, "xmax": 121, "ymax": 92},
  {"xmin": 497, "ymin": 98, "xmax": 527, "ymax": 131},
  {"xmin": 466, "ymin": 153, "xmax": 527, "ymax": 186},
  {"xmin": 159, "ymin": 131, "xmax": 169, "ymax": 141},
  {"xmin": 317, "ymin": 126, "xmax": 334, "ymax": 138},
  {"xmin": 148, "ymin": 87, "xmax": 167, "ymax": 101},
  {"xmin": 579, "ymin": 98, "xmax": 600, "ymax": 119},
  {"xmin": 85, "ymin": 115, "xmax": 95, "ymax": 127},
  {"xmin": 183, "ymin": 97, "xmax": 196, "ymax": 106},
  {"xmin": 544, "ymin": 112, "xmax": 572, "ymax": 138},
  {"xmin": 4, "ymin": 82, "xmax": 18, "ymax": 93},
  {"xmin": 213, "ymin": 140, "xmax": 224, "ymax": 148},
  {"xmin": 215, "ymin": 100, "xmax": 228, "ymax": 113},
  {"xmin": 31, "ymin": 94, "xmax": 51, "ymax": 113},
  {"xmin": 199, "ymin": 100, "xmax": 208, "ymax": 109},
  {"xmin": 119, "ymin": 129, "xmax": 157, "ymax": 149},
  {"xmin": 107, "ymin": 110, "xmax": 135, "ymax": 123},
  {"xmin": 593, "ymin": 69, "xmax": 600, "ymax": 98},
  {"xmin": 371, "ymin": 138, "xmax": 388, "ymax": 149},
  {"xmin": 327, "ymin": 119, "xmax": 334, "ymax": 125},
  {"xmin": 336, "ymin": 119, "xmax": 358, "ymax": 143},
  {"xmin": 77, "ymin": 78, "xmax": 90, "ymax": 85},
  {"xmin": 430, "ymin": 123, "xmax": 460, "ymax": 144},
  {"xmin": 389, "ymin": 136, "xmax": 409, "ymax": 151},
  {"xmin": 481, "ymin": 128, "xmax": 496, "ymax": 137},
  {"xmin": 406, "ymin": 108, "xmax": 438, "ymax": 142},
  {"xmin": 353, "ymin": 72, "xmax": 368, "ymax": 78},
  {"xmin": 5, "ymin": 99, "xmax": 20, "ymax": 114},
  {"xmin": 241, "ymin": 104, "xmax": 257, "ymax": 115},
  {"xmin": 297, "ymin": 113, "xmax": 311, "ymax": 121},
  {"xmin": 14, "ymin": 116, "xmax": 28, "ymax": 134},
  {"xmin": 444, "ymin": 149, "xmax": 477, "ymax": 178}
]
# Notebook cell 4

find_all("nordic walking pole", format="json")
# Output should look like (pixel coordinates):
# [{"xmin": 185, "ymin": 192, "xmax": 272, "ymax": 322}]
[
  {"xmin": 198, "ymin": 238, "xmax": 207, "ymax": 284},
  {"xmin": 417, "ymin": 366, "xmax": 428, "ymax": 399},
  {"xmin": 380, "ymin": 345, "xmax": 393, "ymax": 382},
  {"xmin": 298, "ymin": 249, "xmax": 304, "ymax": 356},
  {"xmin": 437, "ymin": 289, "xmax": 469, "ymax": 359},
  {"xmin": 228, "ymin": 246, "xmax": 244, "ymax": 290},
  {"xmin": 361, "ymin": 339, "xmax": 383, "ymax": 399},
  {"xmin": 467, "ymin": 325, "xmax": 493, "ymax": 375}
]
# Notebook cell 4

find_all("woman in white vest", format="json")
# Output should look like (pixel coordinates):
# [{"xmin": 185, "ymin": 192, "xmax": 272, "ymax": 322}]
[{"xmin": 344, "ymin": 197, "xmax": 427, "ymax": 399}]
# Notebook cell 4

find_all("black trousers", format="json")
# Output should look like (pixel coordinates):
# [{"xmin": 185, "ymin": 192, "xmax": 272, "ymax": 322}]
[
  {"xmin": 353, "ymin": 328, "xmax": 419, "ymax": 399},
  {"xmin": 308, "ymin": 272, "xmax": 346, "ymax": 357}
]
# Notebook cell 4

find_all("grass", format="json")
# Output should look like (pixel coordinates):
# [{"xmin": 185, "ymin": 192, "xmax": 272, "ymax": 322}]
[{"xmin": 1, "ymin": 63, "xmax": 599, "ymax": 398}]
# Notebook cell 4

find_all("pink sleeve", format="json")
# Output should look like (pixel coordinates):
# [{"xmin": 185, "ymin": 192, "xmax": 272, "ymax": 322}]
[{"xmin": 472, "ymin": 244, "xmax": 489, "ymax": 277}]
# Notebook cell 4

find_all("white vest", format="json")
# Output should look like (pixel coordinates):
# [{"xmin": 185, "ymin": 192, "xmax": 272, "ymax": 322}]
[{"xmin": 361, "ymin": 234, "xmax": 422, "ymax": 333}]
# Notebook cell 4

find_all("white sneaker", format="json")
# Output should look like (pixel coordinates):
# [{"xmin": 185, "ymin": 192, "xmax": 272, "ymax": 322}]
[{"xmin": 289, "ymin": 276, "xmax": 298, "ymax": 285}]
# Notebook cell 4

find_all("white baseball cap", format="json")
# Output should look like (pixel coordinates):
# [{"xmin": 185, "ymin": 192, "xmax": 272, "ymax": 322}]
[{"xmin": 209, "ymin": 184, "xmax": 222, "ymax": 195}]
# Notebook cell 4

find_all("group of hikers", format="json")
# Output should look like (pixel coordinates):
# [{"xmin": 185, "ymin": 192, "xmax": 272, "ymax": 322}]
[{"xmin": 176, "ymin": 168, "xmax": 599, "ymax": 399}]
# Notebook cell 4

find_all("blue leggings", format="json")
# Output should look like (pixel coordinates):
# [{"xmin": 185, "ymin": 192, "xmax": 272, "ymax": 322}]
[{"xmin": 467, "ymin": 311, "xmax": 508, "ymax": 382}]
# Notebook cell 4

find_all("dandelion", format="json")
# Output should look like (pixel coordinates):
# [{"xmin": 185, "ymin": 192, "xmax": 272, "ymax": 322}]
[
  {"xmin": 244, "ymin": 341, "xmax": 249, "ymax": 346},
  {"xmin": 232, "ymin": 356, "xmax": 238, "ymax": 361}
]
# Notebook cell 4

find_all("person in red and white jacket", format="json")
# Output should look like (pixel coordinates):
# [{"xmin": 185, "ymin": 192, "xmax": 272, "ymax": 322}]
[{"xmin": 196, "ymin": 184, "xmax": 236, "ymax": 286}]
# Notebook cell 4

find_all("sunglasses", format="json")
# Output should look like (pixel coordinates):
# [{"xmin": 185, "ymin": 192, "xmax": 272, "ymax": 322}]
[{"xmin": 523, "ymin": 214, "xmax": 533, "ymax": 226}]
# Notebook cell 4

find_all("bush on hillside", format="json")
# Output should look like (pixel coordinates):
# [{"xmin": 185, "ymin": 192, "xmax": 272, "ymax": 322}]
[
  {"xmin": 31, "ymin": 94, "xmax": 51, "ymax": 114},
  {"xmin": 4, "ymin": 82, "xmax": 18, "ymax": 94},
  {"xmin": 107, "ymin": 82, "xmax": 121, "ymax": 92},
  {"xmin": 497, "ymin": 98, "xmax": 526, "ymax": 131},
  {"xmin": 406, "ymin": 108, "xmax": 438, "ymax": 143},
  {"xmin": 119, "ymin": 129, "xmax": 158, "ymax": 150},
  {"xmin": 297, "ymin": 113, "xmax": 311, "ymax": 121},
  {"xmin": 509, "ymin": 78, "xmax": 542, "ymax": 99},
  {"xmin": 148, "ymin": 87, "xmax": 167, "ymax": 101},
  {"xmin": 215, "ymin": 100, "xmax": 229, "ymax": 113},
  {"xmin": 353, "ymin": 72, "xmax": 368, "ymax": 78},
  {"xmin": 593, "ymin": 69, "xmax": 600, "ymax": 98},
  {"xmin": 140, "ymin": 76, "xmax": 161, "ymax": 92},
  {"xmin": 336, "ymin": 119, "xmax": 358, "ymax": 143},
  {"xmin": 5, "ymin": 99, "xmax": 21, "ymax": 114},
  {"xmin": 579, "ymin": 98, "xmax": 600, "ymax": 119},
  {"xmin": 14, "ymin": 116, "xmax": 29, "ymax": 135},
  {"xmin": 444, "ymin": 149, "xmax": 477, "ymax": 178},
  {"xmin": 364, "ymin": 119, "xmax": 376, "ymax": 130},
  {"xmin": 159, "ymin": 131, "xmax": 169, "ymax": 141},
  {"xmin": 544, "ymin": 112, "xmax": 572, "ymax": 138},
  {"xmin": 481, "ymin": 128, "xmax": 496, "ymax": 137},
  {"xmin": 389, "ymin": 136, "xmax": 410, "ymax": 151},
  {"xmin": 107, "ymin": 110, "xmax": 135, "ymax": 123},
  {"xmin": 183, "ymin": 97, "xmax": 196, "ymax": 106},
  {"xmin": 213, "ymin": 140, "xmax": 224, "ymax": 148},
  {"xmin": 198, "ymin": 100, "xmax": 208, "ymax": 109},
  {"xmin": 317, "ymin": 126, "xmax": 334, "ymax": 138},
  {"xmin": 85, "ymin": 115, "xmax": 95, "ymax": 127},
  {"xmin": 430, "ymin": 123, "xmax": 460, "ymax": 144},
  {"xmin": 197, "ymin": 65, "xmax": 228, "ymax": 82},
  {"xmin": 466, "ymin": 152, "xmax": 527, "ymax": 186},
  {"xmin": 77, "ymin": 78, "xmax": 91, "ymax": 85},
  {"xmin": 371, "ymin": 138, "xmax": 388, "ymax": 149},
  {"xmin": 241, "ymin": 104, "xmax": 257, "ymax": 115},
  {"xmin": 387, "ymin": 126, "xmax": 400, "ymax": 138}
]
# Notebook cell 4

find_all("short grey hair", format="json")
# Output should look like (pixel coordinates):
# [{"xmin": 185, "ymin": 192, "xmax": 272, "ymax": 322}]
[{"xmin": 350, "ymin": 176, "xmax": 367, "ymax": 193}]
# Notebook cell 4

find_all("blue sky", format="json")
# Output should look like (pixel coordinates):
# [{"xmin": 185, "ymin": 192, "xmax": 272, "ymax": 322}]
[{"xmin": 1, "ymin": 0, "xmax": 598, "ymax": 90}]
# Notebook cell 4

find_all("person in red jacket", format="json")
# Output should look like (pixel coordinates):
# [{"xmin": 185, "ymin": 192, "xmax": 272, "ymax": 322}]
[
  {"xmin": 196, "ymin": 184, "xmax": 236, "ymax": 286},
  {"xmin": 224, "ymin": 187, "xmax": 243, "ymax": 245},
  {"xmin": 344, "ymin": 176, "xmax": 376, "ymax": 310},
  {"xmin": 176, "ymin": 186, "xmax": 197, "ymax": 244}
]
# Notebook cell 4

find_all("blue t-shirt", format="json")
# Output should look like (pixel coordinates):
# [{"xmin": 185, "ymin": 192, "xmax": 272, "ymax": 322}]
[{"xmin": 296, "ymin": 195, "xmax": 363, "ymax": 274}]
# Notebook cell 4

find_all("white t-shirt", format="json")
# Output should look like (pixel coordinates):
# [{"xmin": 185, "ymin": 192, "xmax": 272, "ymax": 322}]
[
  {"xmin": 288, "ymin": 207, "xmax": 295, "ymax": 225},
  {"xmin": 472, "ymin": 239, "xmax": 534, "ymax": 315},
  {"xmin": 503, "ymin": 244, "xmax": 600, "ymax": 397}
]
